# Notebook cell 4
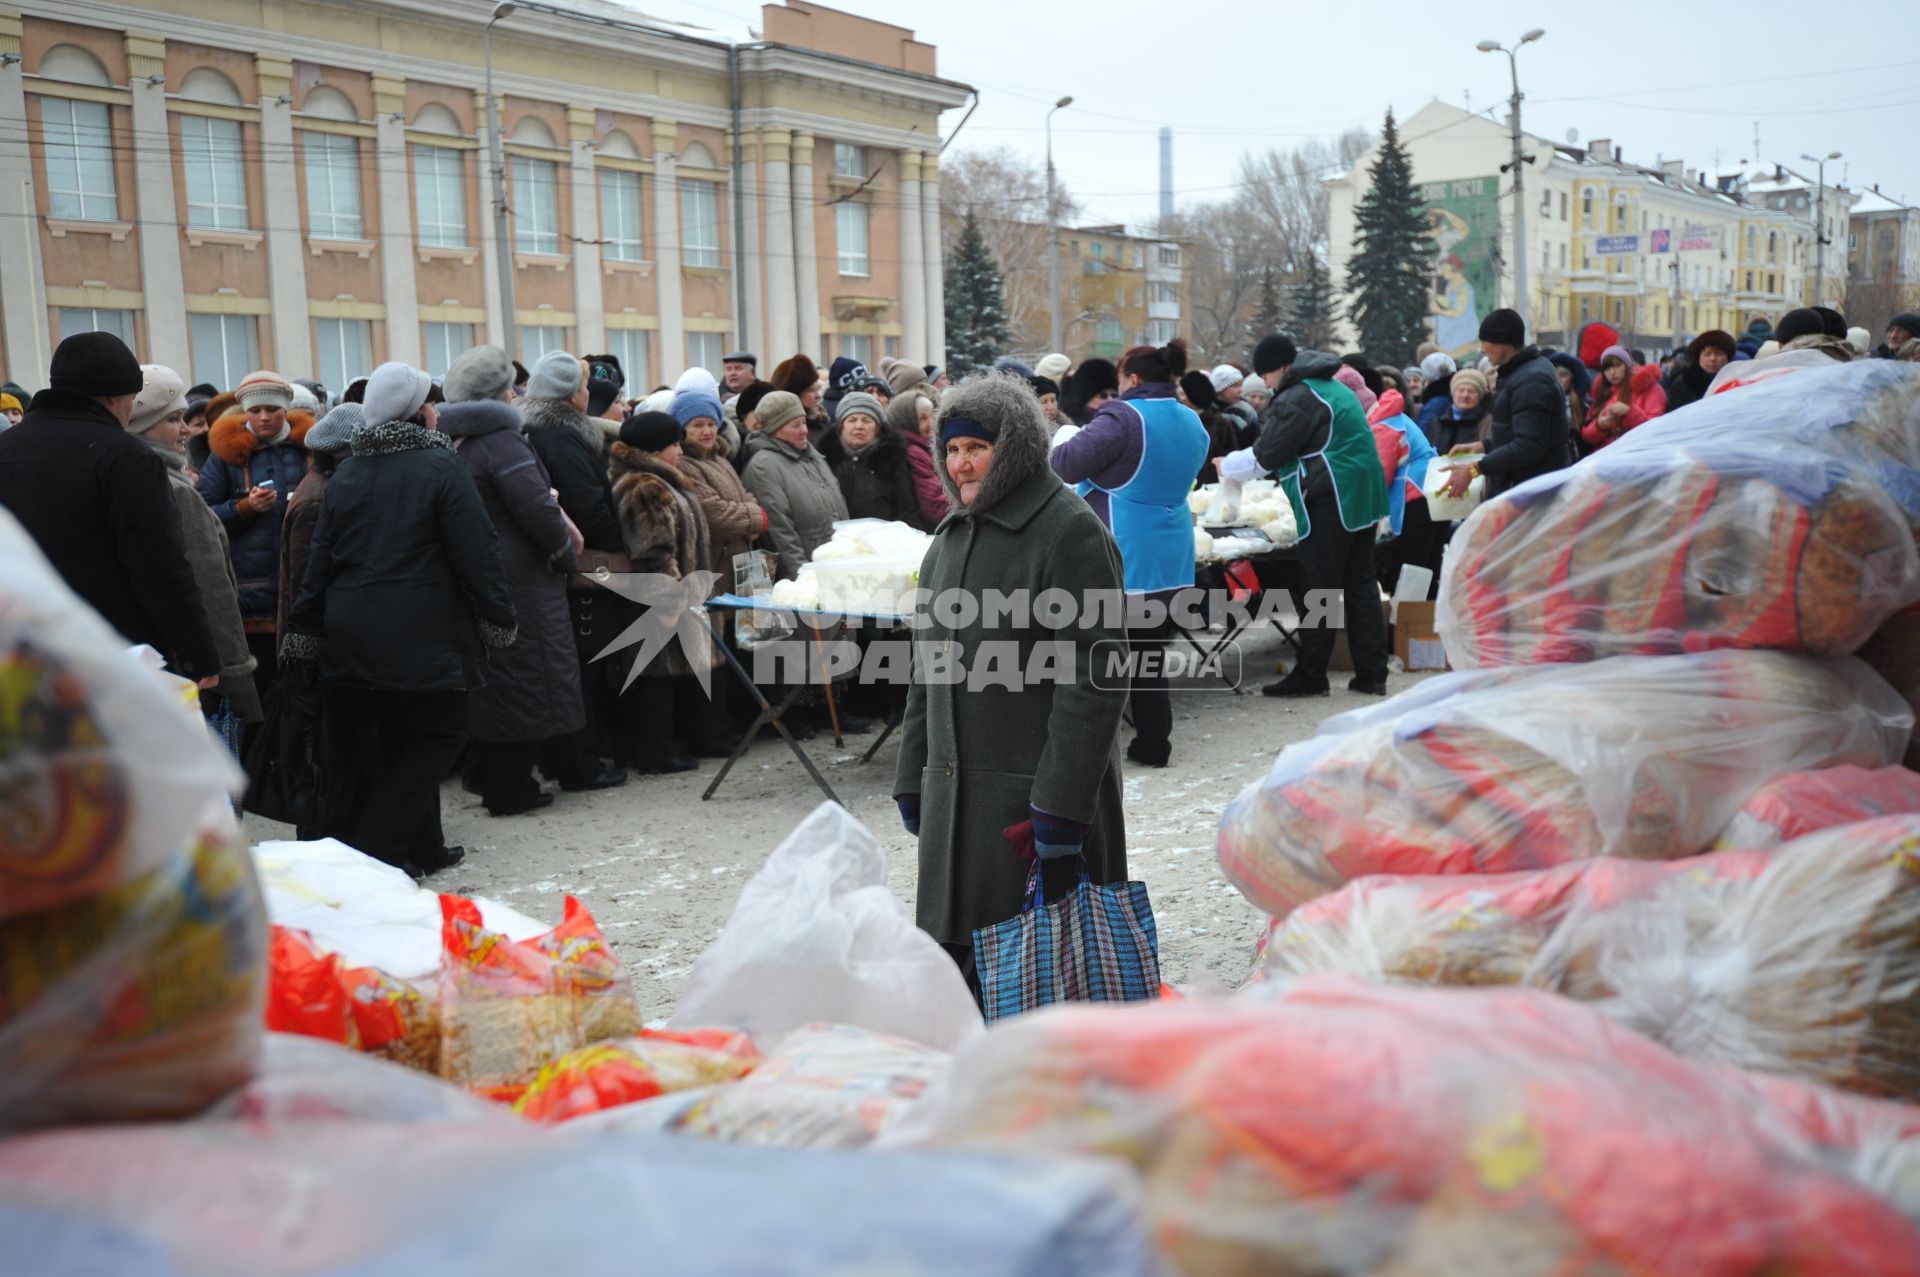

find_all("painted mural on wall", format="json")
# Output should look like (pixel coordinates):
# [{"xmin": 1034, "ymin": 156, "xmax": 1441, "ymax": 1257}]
[{"xmin": 1422, "ymin": 176, "xmax": 1501, "ymax": 359}]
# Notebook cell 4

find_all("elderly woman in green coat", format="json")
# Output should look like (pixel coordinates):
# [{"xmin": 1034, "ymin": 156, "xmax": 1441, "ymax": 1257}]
[{"xmin": 892, "ymin": 372, "xmax": 1130, "ymax": 996}]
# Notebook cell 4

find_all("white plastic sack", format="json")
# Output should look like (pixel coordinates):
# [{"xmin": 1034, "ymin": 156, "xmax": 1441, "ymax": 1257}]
[
  {"xmin": 672, "ymin": 802, "xmax": 982, "ymax": 1051},
  {"xmin": 252, "ymin": 838, "xmax": 548, "ymax": 981},
  {"xmin": 1421, "ymin": 462, "xmax": 1485, "ymax": 521}
]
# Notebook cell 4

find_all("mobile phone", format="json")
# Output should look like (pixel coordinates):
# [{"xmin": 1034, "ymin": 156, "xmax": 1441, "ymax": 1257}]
[{"xmin": 257, "ymin": 479, "xmax": 276, "ymax": 490}]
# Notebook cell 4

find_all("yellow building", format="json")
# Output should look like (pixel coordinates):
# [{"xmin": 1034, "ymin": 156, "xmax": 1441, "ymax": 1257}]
[{"xmin": 0, "ymin": 0, "xmax": 968, "ymax": 389}]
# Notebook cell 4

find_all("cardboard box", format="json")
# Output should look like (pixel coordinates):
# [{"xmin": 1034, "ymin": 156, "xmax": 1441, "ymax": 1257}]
[
  {"xmin": 1327, "ymin": 599, "xmax": 1394, "ymax": 672},
  {"xmin": 1393, "ymin": 601, "xmax": 1449, "ymax": 671}
]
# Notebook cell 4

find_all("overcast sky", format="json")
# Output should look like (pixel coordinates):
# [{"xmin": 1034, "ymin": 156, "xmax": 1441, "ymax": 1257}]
[{"xmin": 621, "ymin": 0, "xmax": 1920, "ymax": 230}]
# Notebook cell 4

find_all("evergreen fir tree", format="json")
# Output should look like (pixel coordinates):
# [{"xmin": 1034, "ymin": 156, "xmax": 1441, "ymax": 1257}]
[
  {"xmin": 1345, "ymin": 109, "xmax": 1436, "ymax": 365},
  {"xmin": 944, "ymin": 209, "xmax": 1011, "ymax": 377},
  {"xmin": 1247, "ymin": 262, "xmax": 1286, "ymax": 350},
  {"xmin": 1283, "ymin": 254, "xmax": 1341, "ymax": 351}
]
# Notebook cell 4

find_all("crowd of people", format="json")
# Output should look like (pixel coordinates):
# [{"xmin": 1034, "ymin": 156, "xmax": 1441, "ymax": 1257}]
[{"xmin": 0, "ymin": 303, "xmax": 1914, "ymax": 971}]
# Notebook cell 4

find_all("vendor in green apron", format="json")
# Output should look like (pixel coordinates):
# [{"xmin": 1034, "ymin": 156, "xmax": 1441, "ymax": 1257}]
[{"xmin": 1221, "ymin": 335, "xmax": 1390, "ymax": 698}]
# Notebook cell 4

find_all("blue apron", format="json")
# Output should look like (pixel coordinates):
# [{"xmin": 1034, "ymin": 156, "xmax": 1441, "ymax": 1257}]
[{"xmin": 1078, "ymin": 397, "xmax": 1210, "ymax": 594}]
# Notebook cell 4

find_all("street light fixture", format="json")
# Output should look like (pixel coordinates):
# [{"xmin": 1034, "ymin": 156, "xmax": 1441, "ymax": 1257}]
[
  {"xmin": 1800, "ymin": 149, "xmax": 1843, "ymax": 307},
  {"xmin": 1047, "ymin": 95, "xmax": 1073, "ymax": 355},
  {"xmin": 1478, "ymin": 29, "xmax": 1545, "ymax": 335},
  {"xmin": 485, "ymin": 1, "xmax": 518, "ymax": 360}
]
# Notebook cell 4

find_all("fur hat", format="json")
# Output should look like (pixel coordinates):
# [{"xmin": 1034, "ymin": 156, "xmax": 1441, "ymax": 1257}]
[
  {"xmin": 669, "ymin": 387, "xmax": 724, "ymax": 427},
  {"xmin": 1774, "ymin": 308, "xmax": 1825, "ymax": 346},
  {"xmin": 46, "ymin": 332, "xmax": 141, "ymax": 398},
  {"xmin": 755, "ymin": 390, "xmax": 805, "ymax": 436},
  {"xmin": 305, "ymin": 403, "xmax": 364, "ymax": 456},
  {"xmin": 1034, "ymin": 352, "xmax": 1071, "ymax": 382},
  {"xmin": 1451, "ymin": 368, "xmax": 1490, "ymax": 400},
  {"xmin": 526, "ymin": 350, "xmax": 587, "ymax": 401},
  {"xmin": 619, "ymin": 410, "xmax": 684, "ymax": 452},
  {"xmin": 1578, "ymin": 322, "xmax": 1621, "ymax": 370},
  {"xmin": 1179, "ymin": 370, "xmax": 1217, "ymax": 411},
  {"xmin": 234, "ymin": 369, "xmax": 294, "ymax": 411},
  {"xmin": 1688, "ymin": 330, "xmax": 1736, "ymax": 361},
  {"xmin": 444, "ymin": 345, "xmax": 516, "ymax": 403},
  {"xmin": 1208, "ymin": 364, "xmax": 1243, "ymax": 395},
  {"xmin": 932, "ymin": 372, "xmax": 1051, "ymax": 514},
  {"xmin": 1846, "ymin": 326, "xmax": 1872, "ymax": 356},
  {"xmin": 128, "ymin": 364, "xmax": 186, "ymax": 434},
  {"xmin": 835, "ymin": 390, "xmax": 887, "ymax": 424},
  {"xmin": 770, "ymin": 354, "xmax": 819, "ymax": 396},
  {"xmin": 734, "ymin": 380, "xmax": 774, "ymax": 423}
]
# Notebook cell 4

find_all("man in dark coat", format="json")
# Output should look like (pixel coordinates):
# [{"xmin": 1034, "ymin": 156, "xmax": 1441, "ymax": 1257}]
[
  {"xmin": 0, "ymin": 332, "xmax": 219, "ymax": 682},
  {"xmin": 1663, "ymin": 329, "xmax": 1735, "ymax": 412},
  {"xmin": 894, "ymin": 372, "xmax": 1130, "ymax": 999},
  {"xmin": 440, "ymin": 345, "xmax": 620, "ymax": 815},
  {"xmin": 1438, "ymin": 309, "xmax": 1570, "ymax": 501}
]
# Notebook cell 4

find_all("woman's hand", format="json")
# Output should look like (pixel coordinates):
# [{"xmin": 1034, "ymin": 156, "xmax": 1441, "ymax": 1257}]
[{"xmin": 241, "ymin": 485, "xmax": 277, "ymax": 514}]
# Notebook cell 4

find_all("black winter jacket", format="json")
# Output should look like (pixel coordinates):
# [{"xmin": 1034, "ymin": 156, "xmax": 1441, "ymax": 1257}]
[
  {"xmin": 522, "ymin": 397, "xmax": 623, "ymax": 554},
  {"xmin": 284, "ymin": 420, "xmax": 517, "ymax": 692},
  {"xmin": 1479, "ymin": 346, "xmax": 1571, "ymax": 497},
  {"xmin": 816, "ymin": 427, "xmax": 930, "ymax": 530},
  {"xmin": 0, "ymin": 390, "xmax": 219, "ymax": 677},
  {"xmin": 1252, "ymin": 350, "xmax": 1346, "ymax": 503}
]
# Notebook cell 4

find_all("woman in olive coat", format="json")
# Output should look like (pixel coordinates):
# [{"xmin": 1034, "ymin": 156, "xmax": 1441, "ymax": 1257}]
[{"xmin": 892, "ymin": 373, "xmax": 1130, "ymax": 994}]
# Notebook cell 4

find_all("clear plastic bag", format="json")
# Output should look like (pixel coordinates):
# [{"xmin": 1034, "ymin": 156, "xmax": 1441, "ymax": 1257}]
[
  {"xmin": 205, "ymin": 1031, "xmax": 509, "ymax": 1124},
  {"xmin": 1714, "ymin": 764, "xmax": 1920, "ymax": 848},
  {"xmin": 912, "ymin": 976, "xmax": 1920, "ymax": 1276},
  {"xmin": 1436, "ymin": 361, "xmax": 1920, "ymax": 668},
  {"xmin": 1216, "ymin": 650, "xmax": 1912, "ymax": 918},
  {"xmin": 673, "ymin": 802, "xmax": 983, "ymax": 1052},
  {"xmin": 1263, "ymin": 816, "xmax": 1920, "ymax": 1102}
]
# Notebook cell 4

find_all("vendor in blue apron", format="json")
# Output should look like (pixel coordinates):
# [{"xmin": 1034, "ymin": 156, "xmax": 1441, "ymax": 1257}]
[
  {"xmin": 1050, "ymin": 340, "xmax": 1210, "ymax": 767},
  {"xmin": 1220, "ymin": 334, "xmax": 1390, "ymax": 699}
]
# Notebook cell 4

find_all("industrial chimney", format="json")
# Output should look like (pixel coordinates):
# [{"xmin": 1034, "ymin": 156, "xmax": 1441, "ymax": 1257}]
[{"xmin": 1159, "ymin": 127, "xmax": 1173, "ymax": 225}]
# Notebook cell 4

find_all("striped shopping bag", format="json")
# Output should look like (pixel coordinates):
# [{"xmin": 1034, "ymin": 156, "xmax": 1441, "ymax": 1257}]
[{"xmin": 973, "ymin": 858, "xmax": 1160, "ymax": 1024}]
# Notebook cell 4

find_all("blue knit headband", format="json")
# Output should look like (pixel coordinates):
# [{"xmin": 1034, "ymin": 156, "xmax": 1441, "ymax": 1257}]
[{"xmin": 940, "ymin": 414, "xmax": 996, "ymax": 445}]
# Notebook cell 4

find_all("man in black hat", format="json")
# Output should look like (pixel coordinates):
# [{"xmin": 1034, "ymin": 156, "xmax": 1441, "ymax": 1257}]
[
  {"xmin": 721, "ymin": 351, "xmax": 757, "ymax": 399},
  {"xmin": 1437, "ymin": 308, "xmax": 1570, "ymax": 501},
  {"xmin": 0, "ymin": 333, "xmax": 220, "ymax": 683}
]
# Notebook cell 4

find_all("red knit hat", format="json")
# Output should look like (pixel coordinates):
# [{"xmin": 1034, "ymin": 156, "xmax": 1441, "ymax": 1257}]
[{"xmin": 1577, "ymin": 323, "xmax": 1620, "ymax": 371}]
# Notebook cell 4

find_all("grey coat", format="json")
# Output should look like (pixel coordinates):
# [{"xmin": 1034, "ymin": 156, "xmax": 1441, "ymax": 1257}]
[
  {"xmin": 893, "ymin": 374, "xmax": 1130, "ymax": 946},
  {"xmin": 441, "ymin": 399, "xmax": 585, "ymax": 743},
  {"xmin": 740, "ymin": 434, "xmax": 848, "ymax": 580},
  {"xmin": 154, "ymin": 443, "xmax": 261, "ymax": 721}
]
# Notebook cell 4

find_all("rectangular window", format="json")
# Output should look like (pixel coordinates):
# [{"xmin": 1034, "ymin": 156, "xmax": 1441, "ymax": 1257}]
[
  {"xmin": 833, "ymin": 141, "xmax": 865, "ymax": 179},
  {"xmin": 180, "ymin": 114, "xmax": 248, "ymax": 230},
  {"xmin": 681, "ymin": 178, "xmax": 721, "ymax": 268},
  {"xmin": 520, "ymin": 325, "xmax": 570, "ymax": 362},
  {"xmin": 302, "ymin": 131, "xmax": 362, "ymax": 239},
  {"xmin": 1147, "ymin": 318, "xmax": 1177, "ymax": 344},
  {"xmin": 189, "ymin": 314, "xmax": 258, "ymax": 389},
  {"xmin": 56, "ymin": 307, "xmax": 134, "ymax": 347},
  {"xmin": 599, "ymin": 169, "xmax": 643, "ymax": 262},
  {"xmin": 41, "ymin": 97, "xmax": 119, "ymax": 221},
  {"xmin": 1559, "ymin": 192, "xmax": 1567, "ymax": 220},
  {"xmin": 1150, "ymin": 282, "xmax": 1179, "ymax": 305},
  {"xmin": 510, "ymin": 156, "xmax": 560, "ymax": 254},
  {"xmin": 884, "ymin": 335, "xmax": 899, "ymax": 359},
  {"xmin": 314, "ymin": 319, "xmax": 372, "ymax": 397},
  {"xmin": 837, "ymin": 333, "xmax": 871, "ymax": 366},
  {"xmin": 1132, "ymin": 247, "xmax": 1143, "ymax": 268},
  {"xmin": 421, "ymin": 322, "xmax": 473, "ymax": 378},
  {"xmin": 1089, "ymin": 242, "xmax": 1106, "ymax": 275},
  {"xmin": 1157, "ymin": 245, "xmax": 1179, "ymax": 267},
  {"xmin": 687, "ymin": 330, "xmax": 724, "ymax": 375},
  {"xmin": 413, "ymin": 145, "xmax": 467, "ymax": 248},
  {"xmin": 836, "ymin": 201, "xmax": 869, "ymax": 275},
  {"xmin": 605, "ymin": 328, "xmax": 649, "ymax": 392}
]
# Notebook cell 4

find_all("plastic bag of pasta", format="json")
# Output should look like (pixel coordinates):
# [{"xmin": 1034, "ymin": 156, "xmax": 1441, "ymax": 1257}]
[
  {"xmin": 512, "ymin": 1029, "xmax": 759, "ymax": 1124},
  {"xmin": 1217, "ymin": 650, "xmax": 1911, "ymax": 918},
  {"xmin": 1436, "ymin": 361, "xmax": 1920, "ymax": 669},
  {"xmin": 265, "ymin": 925, "xmax": 440, "ymax": 1074},
  {"xmin": 912, "ymin": 977, "xmax": 1920, "ymax": 1276},
  {"xmin": 436, "ymin": 894, "xmax": 643, "ymax": 1100},
  {"xmin": 1713, "ymin": 764, "xmax": 1920, "ymax": 848}
]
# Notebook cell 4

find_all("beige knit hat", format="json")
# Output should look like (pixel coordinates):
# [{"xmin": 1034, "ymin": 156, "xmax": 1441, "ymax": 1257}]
[
  {"xmin": 128, "ymin": 364, "xmax": 187, "ymax": 433},
  {"xmin": 755, "ymin": 390, "xmax": 805, "ymax": 435}
]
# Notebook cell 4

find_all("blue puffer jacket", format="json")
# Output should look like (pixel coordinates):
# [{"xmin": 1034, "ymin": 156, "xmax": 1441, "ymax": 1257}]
[{"xmin": 197, "ymin": 407, "xmax": 313, "ymax": 621}]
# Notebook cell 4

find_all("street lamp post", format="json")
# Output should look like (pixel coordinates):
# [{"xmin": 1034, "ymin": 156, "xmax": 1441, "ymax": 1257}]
[
  {"xmin": 1046, "ymin": 95, "xmax": 1072, "ymax": 355},
  {"xmin": 1478, "ymin": 29, "xmax": 1544, "ymax": 336},
  {"xmin": 1800, "ymin": 149, "xmax": 1842, "ymax": 307},
  {"xmin": 484, "ymin": 2, "xmax": 518, "ymax": 361}
]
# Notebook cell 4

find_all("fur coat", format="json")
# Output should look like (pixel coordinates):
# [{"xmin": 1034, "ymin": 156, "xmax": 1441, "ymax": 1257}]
[{"xmin": 607, "ymin": 443, "xmax": 721, "ymax": 678}]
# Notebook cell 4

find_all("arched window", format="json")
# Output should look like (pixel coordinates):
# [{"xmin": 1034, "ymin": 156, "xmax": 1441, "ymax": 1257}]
[
  {"xmin": 1580, "ymin": 187, "xmax": 1595, "ymax": 228},
  {"xmin": 411, "ymin": 102, "xmax": 464, "ymax": 136},
  {"xmin": 680, "ymin": 140, "xmax": 717, "ymax": 169},
  {"xmin": 598, "ymin": 128, "xmax": 640, "ymax": 159},
  {"xmin": 35, "ymin": 46, "xmax": 117, "ymax": 221},
  {"xmin": 509, "ymin": 116, "xmax": 557, "ymax": 148},
  {"xmin": 300, "ymin": 84, "xmax": 358, "ymax": 122},
  {"xmin": 178, "ymin": 67, "xmax": 244, "ymax": 106},
  {"xmin": 37, "ymin": 43, "xmax": 112, "ymax": 85}
]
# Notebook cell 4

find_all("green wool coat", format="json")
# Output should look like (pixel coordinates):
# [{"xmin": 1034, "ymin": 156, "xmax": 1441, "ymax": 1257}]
[{"xmin": 893, "ymin": 453, "xmax": 1131, "ymax": 946}]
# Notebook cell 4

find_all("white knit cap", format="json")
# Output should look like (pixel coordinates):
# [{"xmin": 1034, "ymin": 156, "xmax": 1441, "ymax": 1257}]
[
  {"xmin": 128, "ymin": 364, "xmax": 186, "ymax": 434},
  {"xmin": 1209, "ymin": 364, "xmax": 1242, "ymax": 394},
  {"xmin": 674, "ymin": 366, "xmax": 720, "ymax": 397},
  {"xmin": 1419, "ymin": 352, "xmax": 1458, "ymax": 382},
  {"xmin": 1034, "ymin": 352, "xmax": 1071, "ymax": 382},
  {"xmin": 1240, "ymin": 373, "xmax": 1267, "ymax": 399},
  {"xmin": 362, "ymin": 361, "xmax": 432, "ymax": 426},
  {"xmin": 288, "ymin": 382, "xmax": 320, "ymax": 415}
]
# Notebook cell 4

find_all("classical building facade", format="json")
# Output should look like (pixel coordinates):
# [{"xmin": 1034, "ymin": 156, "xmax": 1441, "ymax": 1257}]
[
  {"xmin": 1328, "ymin": 101, "xmax": 1837, "ymax": 358},
  {"xmin": 0, "ymin": 0, "xmax": 967, "ymax": 391},
  {"xmin": 1848, "ymin": 188, "xmax": 1920, "ymax": 331}
]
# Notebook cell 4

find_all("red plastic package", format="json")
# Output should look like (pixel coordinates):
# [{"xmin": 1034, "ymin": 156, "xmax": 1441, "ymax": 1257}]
[
  {"xmin": 265, "ymin": 925, "xmax": 440, "ymax": 1071},
  {"xmin": 511, "ymin": 1028, "xmax": 759, "ymax": 1124},
  {"xmin": 1715, "ymin": 764, "xmax": 1920, "ymax": 848}
]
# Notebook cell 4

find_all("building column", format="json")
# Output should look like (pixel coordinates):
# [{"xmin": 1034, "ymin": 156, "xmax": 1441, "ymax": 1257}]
[
  {"xmin": 897, "ymin": 150, "xmax": 927, "ymax": 362},
  {"xmin": 791, "ymin": 132, "xmax": 821, "ymax": 360},
  {"xmin": 125, "ymin": 32, "xmax": 189, "ymax": 371},
  {"xmin": 0, "ymin": 15, "xmax": 46, "ymax": 380},
  {"xmin": 371, "ymin": 75, "xmax": 419, "ymax": 366},
  {"xmin": 256, "ymin": 55, "xmax": 310, "ymax": 375},
  {"xmin": 759, "ymin": 128, "xmax": 797, "ymax": 360},
  {"xmin": 473, "ymin": 90, "xmax": 505, "ymax": 349},
  {"xmin": 567, "ymin": 105, "xmax": 605, "ymax": 354},
  {"xmin": 651, "ymin": 118, "xmax": 684, "ymax": 374},
  {"xmin": 734, "ymin": 128, "xmax": 762, "ymax": 358},
  {"xmin": 921, "ymin": 151, "xmax": 945, "ymax": 365}
]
